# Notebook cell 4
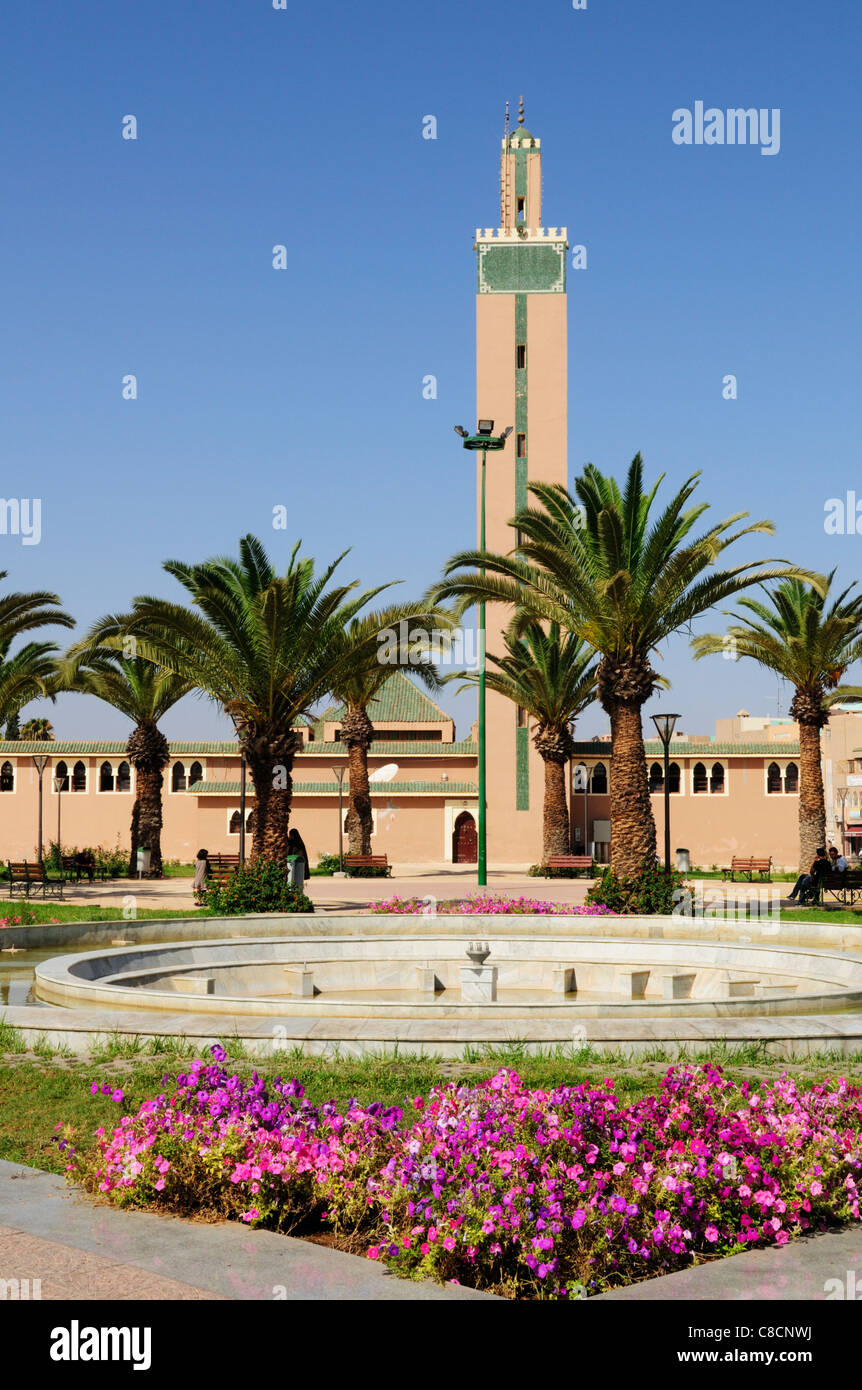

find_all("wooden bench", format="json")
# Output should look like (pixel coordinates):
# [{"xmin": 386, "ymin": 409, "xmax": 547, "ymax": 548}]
[
  {"xmin": 344, "ymin": 854, "xmax": 391, "ymax": 877},
  {"xmin": 809, "ymin": 870, "xmax": 862, "ymax": 907},
  {"xmin": 7, "ymin": 861, "xmax": 32, "ymax": 898},
  {"xmin": 207, "ymin": 853, "xmax": 241, "ymax": 887},
  {"xmin": 545, "ymin": 854, "xmax": 595, "ymax": 877},
  {"xmin": 722, "ymin": 856, "xmax": 773, "ymax": 882}
]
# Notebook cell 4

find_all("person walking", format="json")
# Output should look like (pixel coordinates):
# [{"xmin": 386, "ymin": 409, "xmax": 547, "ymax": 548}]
[
  {"xmin": 286, "ymin": 827, "xmax": 310, "ymax": 881},
  {"xmin": 193, "ymin": 848, "xmax": 211, "ymax": 903}
]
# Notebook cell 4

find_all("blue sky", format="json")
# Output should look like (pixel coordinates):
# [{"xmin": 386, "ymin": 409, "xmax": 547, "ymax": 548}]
[{"xmin": 2, "ymin": 0, "xmax": 860, "ymax": 742}]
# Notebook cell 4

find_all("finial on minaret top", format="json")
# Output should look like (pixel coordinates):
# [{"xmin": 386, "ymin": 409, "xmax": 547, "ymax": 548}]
[
  {"xmin": 504, "ymin": 100, "xmax": 510, "ymax": 139},
  {"xmin": 518, "ymin": 95, "xmax": 525, "ymax": 126}
]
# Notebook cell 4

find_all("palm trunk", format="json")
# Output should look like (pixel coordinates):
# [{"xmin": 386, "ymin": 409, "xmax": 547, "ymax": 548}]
[
  {"xmin": 243, "ymin": 726, "xmax": 300, "ymax": 862},
  {"xmin": 798, "ymin": 721, "xmax": 825, "ymax": 874},
  {"xmin": 341, "ymin": 705, "xmax": 374, "ymax": 856},
  {"xmin": 541, "ymin": 755, "xmax": 570, "ymax": 858},
  {"xmin": 126, "ymin": 720, "xmax": 169, "ymax": 880},
  {"xmin": 607, "ymin": 700, "xmax": 656, "ymax": 875},
  {"xmin": 135, "ymin": 766, "xmax": 166, "ymax": 877}
]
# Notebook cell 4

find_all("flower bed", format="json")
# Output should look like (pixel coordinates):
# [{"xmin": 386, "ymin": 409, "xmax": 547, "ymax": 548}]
[
  {"xmin": 373, "ymin": 893, "xmax": 619, "ymax": 916},
  {"xmin": 59, "ymin": 1051, "xmax": 862, "ymax": 1300}
]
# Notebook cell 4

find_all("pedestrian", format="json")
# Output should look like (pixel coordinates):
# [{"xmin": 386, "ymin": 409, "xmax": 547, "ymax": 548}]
[
  {"xmin": 286, "ymin": 827, "xmax": 310, "ymax": 881},
  {"xmin": 193, "ymin": 848, "xmax": 211, "ymax": 901},
  {"xmin": 788, "ymin": 847, "xmax": 829, "ymax": 904}
]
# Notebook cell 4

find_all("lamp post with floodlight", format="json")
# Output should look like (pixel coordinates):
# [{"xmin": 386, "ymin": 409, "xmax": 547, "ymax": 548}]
[
  {"xmin": 650, "ymin": 713, "xmax": 680, "ymax": 872},
  {"xmin": 454, "ymin": 420, "xmax": 512, "ymax": 887}
]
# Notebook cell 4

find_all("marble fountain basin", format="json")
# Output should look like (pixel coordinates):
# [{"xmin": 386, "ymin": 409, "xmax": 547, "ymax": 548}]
[{"xmin": 32, "ymin": 932, "xmax": 862, "ymax": 1021}]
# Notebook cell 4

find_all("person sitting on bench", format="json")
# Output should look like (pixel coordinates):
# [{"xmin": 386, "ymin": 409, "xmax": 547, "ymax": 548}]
[
  {"xmin": 828, "ymin": 846, "xmax": 848, "ymax": 873},
  {"xmin": 788, "ymin": 847, "xmax": 829, "ymax": 903}
]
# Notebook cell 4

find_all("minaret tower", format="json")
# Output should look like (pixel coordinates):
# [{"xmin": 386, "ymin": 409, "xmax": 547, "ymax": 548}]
[{"xmin": 475, "ymin": 101, "xmax": 569, "ymax": 865}]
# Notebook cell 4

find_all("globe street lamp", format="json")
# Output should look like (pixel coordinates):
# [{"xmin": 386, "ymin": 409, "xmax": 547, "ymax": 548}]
[
  {"xmin": 454, "ymin": 421, "xmax": 512, "ymax": 887},
  {"xmin": 650, "ymin": 713, "xmax": 680, "ymax": 871},
  {"xmin": 31, "ymin": 754, "xmax": 50, "ymax": 864}
]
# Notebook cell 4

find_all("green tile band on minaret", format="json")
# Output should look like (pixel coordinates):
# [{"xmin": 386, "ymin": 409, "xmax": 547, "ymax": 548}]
[{"xmin": 515, "ymin": 293, "xmax": 528, "ymax": 514}]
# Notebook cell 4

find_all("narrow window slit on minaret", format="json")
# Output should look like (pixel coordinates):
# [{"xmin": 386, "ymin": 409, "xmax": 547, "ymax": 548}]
[
  {"xmin": 516, "ymin": 433, "xmax": 526, "ymax": 458},
  {"xmin": 516, "ymin": 344, "xmax": 526, "ymax": 369}
]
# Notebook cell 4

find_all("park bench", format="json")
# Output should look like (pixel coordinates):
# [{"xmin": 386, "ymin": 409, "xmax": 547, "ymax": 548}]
[
  {"xmin": 722, "ymin": 856, "xmax": 773, "ymax": 882},
  {"xmin": 61, "ymin": 854, "xmax": 107, "ymax": 884},
  {"xmin": 6, "ymin": 861, "xmax": 32, "ymax": 898},
  {"xmin": 808, "ymin": 870, "xmax": 862, "ymax": 908},
  {"xmin": 545, "ymin": 854, "xmax": 595, "ymax": 877},
  {"xmin": 207, "ymin": 853, "xmax": 240, "ymax": 887},
  {"xmin": 34, "ymin": 861, "xmax": 66, "ymax": 899},
  {"xmin": 344, "ymin": 854, "xmax": 391, "ymax": 877}
]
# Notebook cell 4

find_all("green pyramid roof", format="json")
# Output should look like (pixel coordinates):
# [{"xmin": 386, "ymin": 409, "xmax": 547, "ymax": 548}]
[{"xmin": 324, "ymin": 672, "xmax": 452, "ymax": 727}]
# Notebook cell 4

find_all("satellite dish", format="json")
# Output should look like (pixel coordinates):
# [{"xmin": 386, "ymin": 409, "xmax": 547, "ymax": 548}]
[{"xmin": 369, "ymin": 763, "xmax": 399, "ymax": 783}]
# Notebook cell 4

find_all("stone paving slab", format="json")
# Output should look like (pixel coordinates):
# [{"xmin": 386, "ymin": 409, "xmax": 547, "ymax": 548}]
[
  {"xmin": 0, "ymin": 1161, "xmax": 495, "ymax": 1301},
  {"xmin": 0, "ymin": 1225, "xmax": 223, "ymax": 1300},
  {"xmin": 595, "ymin": 1226, "xmax": 862, "ymax": 1301}
]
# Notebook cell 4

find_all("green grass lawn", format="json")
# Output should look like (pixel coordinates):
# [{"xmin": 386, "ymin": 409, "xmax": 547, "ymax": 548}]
[
  {"xmin": 0, "ymin": 901, "xmax": 204, "ymax": 923},
  {"xmin": 3, "ymin": 1035, "xmax": 862, "ymax": 1177}
]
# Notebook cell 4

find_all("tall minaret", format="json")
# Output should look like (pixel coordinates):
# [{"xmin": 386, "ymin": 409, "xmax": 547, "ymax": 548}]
[{"xmin": 475, "ymin": 101, "xmax": 569, "ymax": 865}]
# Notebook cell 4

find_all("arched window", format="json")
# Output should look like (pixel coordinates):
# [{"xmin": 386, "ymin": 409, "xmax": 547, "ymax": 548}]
[
  {"xmin": 0, "ymin": 761, "xmax": 13, "ymax": 792},
  {"xmin": 189, "ymin": 760, "xmax": 203, "ymax": 787},
  {"xmin": 55, "ymin": 761, "xmax": 69, "ymax": 792},
  {"xmin": 693, "ymin": 762, "xmax": 708, "ymax": 794},
  {"xmin": 767, "ymin": 761, "xmax": 782, "ymax": 794},
  {"xmin": 99, "ymin": 761, "xmax": 114, "ymax": 792},
  {"xmin": 172, "ymin": 762, "xmax": 186, "ymax": 792},
  {"xmin": 648, "ymin": 762, "xmax": 664, "ymax": 793},
  {"xmin": 710, "ymin": 762, "xmax": 725, "ymax": 794},
  {"xmin": 668, "ymin": 762, "xmax": 681, "ymax": 794},
  {"xmin": 229, "ymin": 810, "xmax": 242, "ymax": 835},
  {"xmin": 116, "ymin": 761, "xmax": 131, "ymax": 792},
  {"xmin": 246, "ymin": 809, "xmax": 255, "ymax": 833},
  {"xmin": 591, "ymin": 763, "xmax": 608, "ymax": 795},
  {"xmin": 71, "ymin": 760, "xmax": 87, "ymax": 792},
  {"xmin": 784, "ymin": 762, "xmax": 799, "ymax": 794}
]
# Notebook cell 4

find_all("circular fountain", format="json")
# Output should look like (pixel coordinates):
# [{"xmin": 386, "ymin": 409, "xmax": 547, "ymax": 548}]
[{"xmin": 15, "ymin": 917, "xmax": 862, "ymax": 1057}]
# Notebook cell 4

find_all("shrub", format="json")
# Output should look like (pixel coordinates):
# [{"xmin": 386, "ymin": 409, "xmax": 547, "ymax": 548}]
[
  {"xmin": 200, "ymin": 856, "xmax": 314, "ymax": 915},
  {"xmin": 586, "ymin": 859, "xmax": 686, "ymax": 914},
  {"xmin": 315, "ymin": 853, "xmax": 342, "ymax": 876},
  {"xmin": 346, "ymin": 863, "xmax": 390, "ymax": 878}
]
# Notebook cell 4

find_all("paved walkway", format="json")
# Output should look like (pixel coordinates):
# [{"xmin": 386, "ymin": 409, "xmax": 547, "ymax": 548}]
[
  {"xmin": 0, "ymin": 1160, "xmax": 493, "ymax": 1301},
  {"xmin": 1, "ymin": 1160, "xmax": 855, "ymax": 1302},
  {"xmin": 13, "ymin": 871, "xmax": 804, "ymax": 916}
]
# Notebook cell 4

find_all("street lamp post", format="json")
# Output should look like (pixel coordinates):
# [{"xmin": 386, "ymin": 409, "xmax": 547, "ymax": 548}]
[
  {"xmin": 332, "ymin": 766, "xmax": 345, "ymax": 872},
  {"xmin": 454, "ymin": 420, "xmax": 512, "ymax": 888},
  {"xmin": 650, "ymin": 713, "xmax": 680, "ymax": 872},
  {"xmin": 55, "ymin": 771, "xmax": 64, "ymax": 858},
  {"xmin": 227, "ymin": 711, "xmax": 248, "ymax": 868},
  {"xmin": 31, "ymin": 754, "xmax": 50, "ymax": 864},
  {"xmin": 837, "ymin": 786, "xmax": 849, "ymax": 858}
]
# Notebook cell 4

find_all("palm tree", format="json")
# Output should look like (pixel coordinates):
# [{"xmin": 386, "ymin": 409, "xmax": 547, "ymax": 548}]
[
  {"xmin": 19, "ymin": 717, "xmax": 55, "ymax": 740},
  {"xmin": 692, "ymin": 573, "xmax": 862, "ymax": 872},
  {"xmin": 458, "ymin": 621, "xmax": 598, "ymax": 858},
  {"xmin": 86, "ymin": 536, "xmax": 396, "ymax": 861},
  {"xmin": 0, "ymin": 575, "xmax": 73, "ymax": 732},
  {"xmin": 328, "ymin": 604, "xmax": 455, "ymax": 855},
  {"xmin": 57, "ymin": 650, "xmax": 192, "ymax": 876},
  {"xmin": 432, "ymin": 454, "xmax": 820, "ymax": 875}
]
